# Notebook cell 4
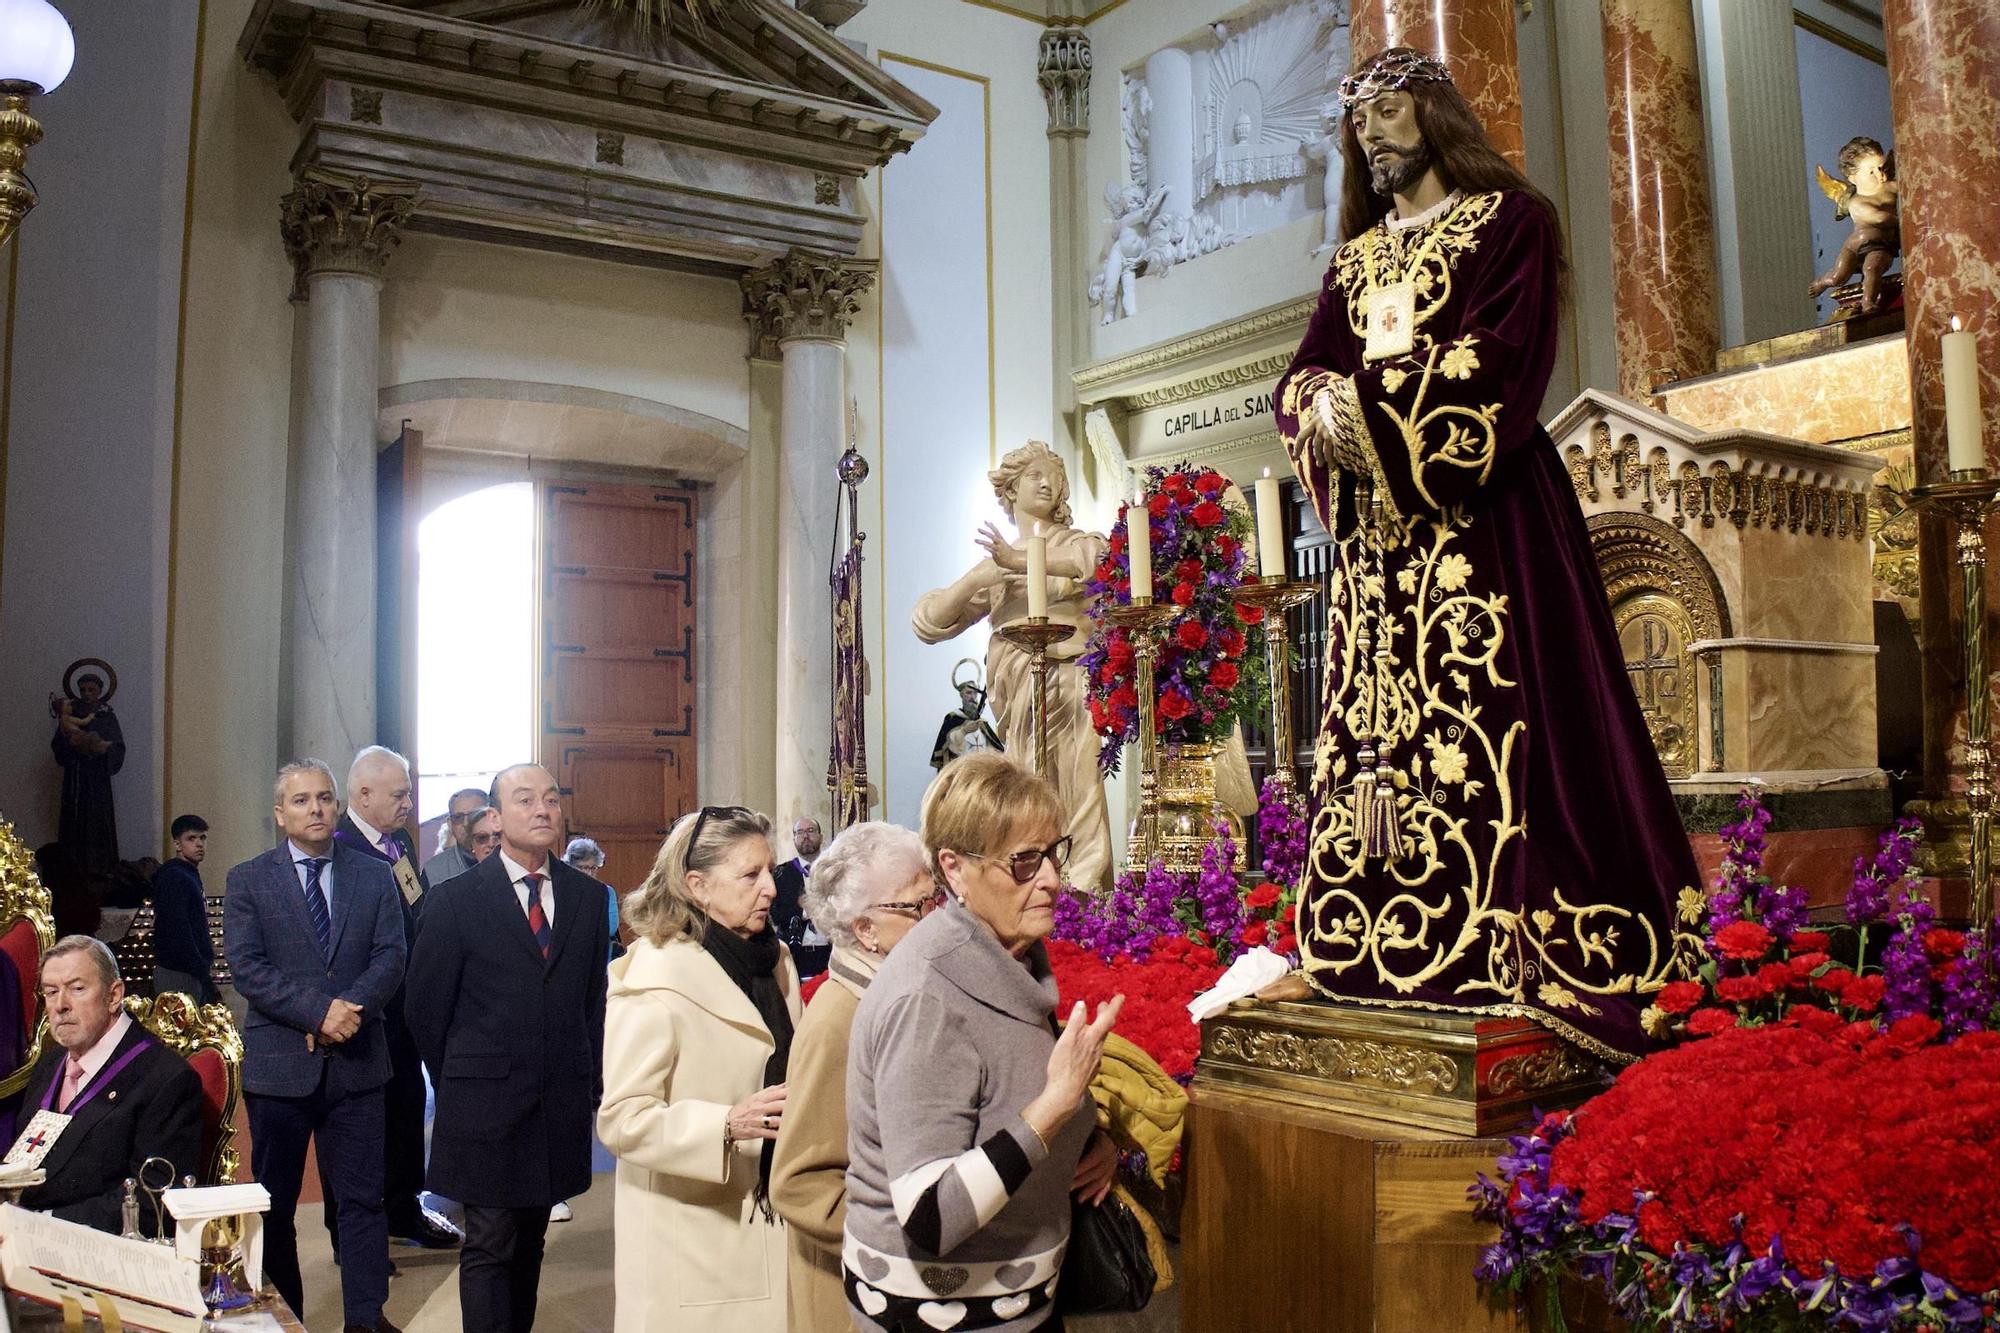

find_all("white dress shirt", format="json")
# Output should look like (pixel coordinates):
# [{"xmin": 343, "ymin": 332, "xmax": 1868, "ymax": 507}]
[
  {"xmin": 499, "ymin": 850, "xmax": 556, "ymax": 927},
  {"xmin": 288, "ymin": 841, "xmax": 334, "ymax": 916},
  {"xmin": 67, "ymin": 1012, "xmax": 135, "ymax": 1086},
  {"xmin": 346, "ymin": 811, "xmax": 400, "ymax": 861}
]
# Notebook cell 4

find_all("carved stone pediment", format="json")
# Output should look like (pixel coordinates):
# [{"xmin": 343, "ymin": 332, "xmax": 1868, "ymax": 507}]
[{"xmin": 240, "ymin": 0, "xmax": 937, "ymax": 271}]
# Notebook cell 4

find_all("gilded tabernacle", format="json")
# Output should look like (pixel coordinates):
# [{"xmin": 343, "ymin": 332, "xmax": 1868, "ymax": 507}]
[{"xmin": 1274, "ymin": 49, "xmax": 1703, "ymax": 1061}]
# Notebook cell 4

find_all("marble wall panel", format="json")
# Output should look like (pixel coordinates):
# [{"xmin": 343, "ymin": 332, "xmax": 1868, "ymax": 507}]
[
  {"xmin": 1655, "ymin": 337, "xmax": 1911, "ymax": 444},
  {"xmin": 1738, "ymin": 649, "xmax": 1879, "ymax": 772},
  {"xmin": 1730, "ymin": 525, "xmax": 1876, "ymax": 645}
]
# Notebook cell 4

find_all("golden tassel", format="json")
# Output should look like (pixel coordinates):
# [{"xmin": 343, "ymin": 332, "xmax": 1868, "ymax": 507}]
[{"xmin": 1362, "ymin": 761, "xmax": 1396, "ymax": 860}]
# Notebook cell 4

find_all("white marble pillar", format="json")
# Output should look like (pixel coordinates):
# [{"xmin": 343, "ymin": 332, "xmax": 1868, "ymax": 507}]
[
  {"xmin": 741, "ymin": 251, "xmax": 876, "ymax": 828},
  {"xmin": 1143, "ymin": 47, "xmax": 1195, "ymax": 223},
  {"xmin": 278, "ymin": 169, "xmax": 418, "ymax": 765}
]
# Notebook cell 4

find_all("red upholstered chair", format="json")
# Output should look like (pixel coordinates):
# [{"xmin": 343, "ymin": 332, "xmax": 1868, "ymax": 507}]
[
  {"xmin": 0, "ymin": 818, "xmax": 55, "ymax": 1103},
  {"xmin": 124, "ymin": 991, "xmax": 244, "ymax": 1184}
]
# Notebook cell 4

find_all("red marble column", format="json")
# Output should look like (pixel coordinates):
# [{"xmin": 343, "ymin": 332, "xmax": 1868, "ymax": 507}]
[
  {"xmin": 1600, "ymin": 0, "xmax": 1719, "ymax": 398},
  {"xmin": 1882, "ymin": 0, "xmax": 2000, "ymax": 792},
  {"xmin": 1348, "ymin": 0, "xmax": 1524, "ymax": 168}
]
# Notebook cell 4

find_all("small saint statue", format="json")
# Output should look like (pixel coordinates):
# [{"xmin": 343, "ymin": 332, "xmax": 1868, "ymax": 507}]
[
  {"xmin": 49, "ymin": 663, "xmax": 125, "ymax": 866},
  {"xmin": 912, "ymin": 442, "xmax": 1114, "ymax": 892},
  {"xmin": 1809, "ymin": 136, "xmax": 1901, "ymax": 316},
  {"xmin": 930, "ymin": 661, "xmax": 1004, "ymax": 771}
]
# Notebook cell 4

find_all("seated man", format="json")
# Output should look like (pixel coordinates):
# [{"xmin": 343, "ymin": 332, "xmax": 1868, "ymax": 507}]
[{"xmin": 12, "ymin": 936, "xmax": 204, "ymax": 1235}]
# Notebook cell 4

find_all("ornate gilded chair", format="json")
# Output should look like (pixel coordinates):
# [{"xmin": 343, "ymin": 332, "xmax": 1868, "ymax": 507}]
[
  {"xmin": 0, "ymin": 817, "xmax": 55, "ymax": 1105},
  {"xmin": 125, "ymin": 991, "xmax": 245, "ymax": 1184}
]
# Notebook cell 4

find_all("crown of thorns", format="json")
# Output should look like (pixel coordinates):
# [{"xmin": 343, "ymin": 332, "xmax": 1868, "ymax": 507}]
[{"xmin": 1338, "ymin": 50, "xmax": 1454, "ymax": 112}]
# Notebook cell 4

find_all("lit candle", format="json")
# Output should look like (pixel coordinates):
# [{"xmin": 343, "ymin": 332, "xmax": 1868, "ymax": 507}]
[
  {"xmin": 1126, "ymin": 499, "xmax": 1153, "ymax": 601},
  {"xmin": 1254, "ymin": 467, "xmax": 1285, "ymax": 578},
  {"xmin": 1945, "ymin": 315, "xmax": 1986, "ymax": 475},
  {"xmin": 1025, "ymin": 521, "xmax": 1049, "ymax": 619}
]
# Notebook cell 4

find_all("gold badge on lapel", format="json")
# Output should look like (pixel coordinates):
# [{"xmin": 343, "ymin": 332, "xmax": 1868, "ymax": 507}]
[{"xmin": 1363, "ymin": 281, "xmax": 1416, "ymax": 363}]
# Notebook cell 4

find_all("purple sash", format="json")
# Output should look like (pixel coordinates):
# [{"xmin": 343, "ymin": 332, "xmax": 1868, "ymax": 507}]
[{"xmin": 42, "ymin": 1038, "xmax": 153, "ymax": 1116}]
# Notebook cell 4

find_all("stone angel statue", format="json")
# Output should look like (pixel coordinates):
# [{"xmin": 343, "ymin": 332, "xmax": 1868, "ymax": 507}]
[
  {"xmin": 1087, "ymin": 182, "xmax": 1170, "ymax": 326},
  {"xmin": 911, "ymin": 442, "xmax": 1114, "ymax": 892},
  {"xmin": 1808, "ymin": 136, "xmax": 1901, "ymax": 316}
]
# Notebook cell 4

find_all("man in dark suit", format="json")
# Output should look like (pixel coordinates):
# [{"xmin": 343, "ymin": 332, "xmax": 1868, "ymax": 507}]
[
  {"xmin": 407, "ymin": 762, "xmax": 608, "ymax": 1333},
  {"xmin": 16, "ymin": 936, "xmax": 202, "ymax": 1234},
  {"xmin": 149, "ymin": 813, "xmax": 218, "ymax": 1003},
  {"xmin": 330, "ymin": 746, "xmax": 462, "ymax": 1254},
  {"xmin": 770, "ymin": 815, "xmax": 830, "ymax": 977},
  {"xmin": 224, "ymin": 759, "xmax": 407, "ymax": 1333}
]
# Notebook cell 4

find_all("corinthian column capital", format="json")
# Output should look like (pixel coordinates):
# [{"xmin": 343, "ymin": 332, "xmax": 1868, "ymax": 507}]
[
  {"xmin": 1038, "ymin": 24, "xmax": 1092, "ymax": 137},
  {"xmin": 279, "ymin": 167, "xmax": 420, "ymax": 300},
  {"xmin": 739, "ymin": 249, "xmax": 877, "ymax": 356}
]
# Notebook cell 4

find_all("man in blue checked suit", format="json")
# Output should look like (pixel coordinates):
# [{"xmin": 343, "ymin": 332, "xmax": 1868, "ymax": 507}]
[{"xmin": 224, "ymin": 759, "xmax": 407, "ymax": 1333}]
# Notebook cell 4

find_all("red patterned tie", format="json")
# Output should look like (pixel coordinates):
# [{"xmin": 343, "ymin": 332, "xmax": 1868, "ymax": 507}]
[{"xmin": 524, "ymin": 873, "xmax": 550, "ymax": 958}]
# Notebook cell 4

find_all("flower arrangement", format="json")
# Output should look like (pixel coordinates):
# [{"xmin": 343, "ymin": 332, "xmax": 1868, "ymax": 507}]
[
  {"xmin": 1476, "ymin": 792, "xmax": 2000, "ymax": 1331},
  {"xmin": 1080, "ymin": 465, "xmax": 1268, "ymax": 772},
  {"xmin": 1046, "ymin": 935, "xmax": 1226, "ymax": 1082}
]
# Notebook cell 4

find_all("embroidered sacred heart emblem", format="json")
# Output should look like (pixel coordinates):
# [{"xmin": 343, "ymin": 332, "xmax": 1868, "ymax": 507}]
[
  {"xmin": 855, "ymin": 1251, "xmax": 890, "ymax": 1282},
  {"xmin": 993, "ymin": 1293, "xmax": 1032, "ymax": 1319},
  {"xmin": 855, "ymin": 1284, "xmax": 888, "ymax": 1316},
  {"xmin": 993, "ymin": 1261, "xmax": 1035, "ymax": 1287},
  {"xmin": 920, "ymin": 1265, "xmax": 970, "ymax": 1296},
  {"xmin": 917, "ymin": 1301, "xmax": 967, "ymax": 1330}
]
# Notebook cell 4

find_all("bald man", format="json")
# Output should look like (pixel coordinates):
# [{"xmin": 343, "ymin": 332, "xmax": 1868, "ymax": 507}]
[{"xmin": 406, "ymin": 764, "xmax": 608, "ymax": 1333}]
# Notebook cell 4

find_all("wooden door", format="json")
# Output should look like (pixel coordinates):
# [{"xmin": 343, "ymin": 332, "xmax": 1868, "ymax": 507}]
[{"xmin": 537, "ymin": 481, "xmax": 698, "ymax": 906}]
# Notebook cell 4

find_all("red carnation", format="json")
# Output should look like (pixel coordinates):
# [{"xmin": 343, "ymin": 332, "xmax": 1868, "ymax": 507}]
[
  {"xmin": 1655, "ymin": 980, "xmax": 1705, "ymax": 1015},
  {"xmin": 1758, "ymin": 961, "xmax": 1795, "ymax": 992},
  {"xmin": 1159, "ymin": 689, "xmax": 1194, "ymax": 720},
  {"xmin": 1787, "ymin": 950, "xmax": 1831, "ymax": 980},
  {"xmin": 1194, "ymin": 470, "xmax": 1226, "ymax": 495},
  {"xmin": 1211, "ymin": 662, "xmax": 1240, "ymax": 690},
  {"xmin": 1843, "ymin": 973, "xmax": 1886, "ymax": 1013},
  {"xmin": 1274, "ymin": 926, "xmax": 1298, "ymax": 955},
  {"xmin": 1925, "ymin": 928, "xmax": 1968, "ymax": 961},
  {"xmin": 1110, "ymin": 684, "xmax": 1137, "ymax": 710},
  {"xmin": 1715, "ymin": 974, "xmax": 1769, "ymax": 1005},
  {"xmin": 1173, "ymin": 558, "xmax": 1203, "ymax": 582},
  {"xmin": 1235, "ymin": 602, "xmax": 1266, "ymax": 626},
  {"xmin": 1240, "ymin": 920, "xmax": 1269, "ymax": 947},
  {"xmin": 1148, "ymin": 493, "xmax": 1172, "ymax": 519},
  {"xmin": 1177, "ymin": 621, "xmax": 1208, "ymax": 650},
  {"xmin": 1217, "ymin": 533, "xmax": 1240, "ymax": 560},
  {"xmin": 1163, "ymin": 472, "xmax": 1193, "ymax": 498},
  {"xmin": 1171, "ymin": 582, "xmax": 1196, "ymax": 607},
  {"xmin": 1109, "ymin": 530, "xmax": 1127, "ymax": 555},
  {"xmin": 1793, "ymin": 930, "xmax": 1832, "ymax": 951},
  {"xmin": 1810, "ymin": 966, "xmax": 1855, "ymax": 997},
  {"xmin": 1684, "ymin": 1007, "xmax": 1738, "ymax": 1036},
  {"xmin": 1880, "ymin": 1013, "xmax": 1942, "ymax": 1050},
  {"xmin": 1191, "ymin": 500, "xmax": 1225, "ymax": 529},
  {"xmin": 1714, "ymin": 920, "xmax": 1775, "ymax": 962},
  {"xmin": 1246, "ymin": 882, "xmax": 1280, "ymax": 910},
  {"xmin": 1791, "ymin": 1005, "xmax": 1844, "ymax": 1036}
]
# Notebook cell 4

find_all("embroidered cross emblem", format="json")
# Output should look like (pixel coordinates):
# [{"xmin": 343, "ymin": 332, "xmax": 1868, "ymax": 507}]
[{"xmin": 22, "ymin": 1131, "xmax": 48, "ymax": 1151}]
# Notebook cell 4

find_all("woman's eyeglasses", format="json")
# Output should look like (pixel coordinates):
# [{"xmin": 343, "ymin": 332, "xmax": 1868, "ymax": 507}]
[
  {"xmin": 870, "ymin": 887, "xmax": 947, "ymax": 921},
  {"xmin": 684, "ymin": 805, "xmax": 754, "ymax": 874},
  {"xmin": 962, "ymin": 836, "xmax": 1072, "ymax": 885}
]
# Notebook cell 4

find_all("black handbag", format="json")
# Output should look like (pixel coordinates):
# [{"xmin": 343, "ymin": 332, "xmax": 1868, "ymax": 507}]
[{"xmin": 1056, "ymin": 1185, "xmax": 1157, "ymax": 1315}]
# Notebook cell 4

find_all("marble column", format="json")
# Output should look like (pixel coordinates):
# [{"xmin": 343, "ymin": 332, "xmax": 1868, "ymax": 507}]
[
  {"xmin": 1143, "ymin": 47, "xmax": 1195, "ymax": 223},
  {"xmin": 278, "ymin": 169, "xmax": 417, "ymax": 767},
  {"xmin": 1600, "ymin": 0, "xmax": 1719, "ymax": 397},
  {"xmin": 1882, "ymin": 0, "xmax": 2000, "ymax": 793},
  {"xmin": 740, "ymin": 251, "xmax": 876, "ymax": 829},
  {"xmin": 1348, "ymin": 0, "xmax": 1524, "ymax": 167},
  {"xmin": 1042, "ymin": 23, "xmax": 1092, "ymax": 470}
]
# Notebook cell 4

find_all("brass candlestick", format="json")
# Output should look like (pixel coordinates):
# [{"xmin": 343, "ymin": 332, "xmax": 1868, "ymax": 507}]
[
  {"xmin": 1233, "ymin": 575, "xmax": 1322, "ymax": 801},
  {"xmin": 1900, "ymin": 470, "xmax": 2000, "ymax": 925},
  {"xmin": 1104, "ymin": 599, "xmax": 1180, "ymax": 867},
  {"xmin": 995, "ymin": 616, "xmax": 1074, "ymax": 779}
]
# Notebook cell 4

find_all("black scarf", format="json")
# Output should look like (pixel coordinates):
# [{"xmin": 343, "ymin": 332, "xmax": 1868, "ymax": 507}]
[{"xmin": 701, "ymin": 919, "xmax": 794, "ymax": 1217}]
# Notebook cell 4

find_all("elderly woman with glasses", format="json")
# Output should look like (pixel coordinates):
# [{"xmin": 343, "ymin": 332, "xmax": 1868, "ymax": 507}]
[
  {"xmin": 843, "ymin": 754, "xmax": 1122, "ymax": 1333},
  {"xmin": 770, "ymin": 821, "xmax": 941, "ymax": 1330},
  {"xmin": 597, "ymin": 805, "xmax": 799, "ymax": 1332}
]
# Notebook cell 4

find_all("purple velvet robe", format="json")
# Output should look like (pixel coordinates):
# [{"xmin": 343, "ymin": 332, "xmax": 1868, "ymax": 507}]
[{"xmin": 1274, "ymin": 189, "xmax": 1701, "ymax": 1060}]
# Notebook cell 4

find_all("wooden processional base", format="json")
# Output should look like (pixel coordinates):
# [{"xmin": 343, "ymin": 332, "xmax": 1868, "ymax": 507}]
[{"xmin": 1181, "ymin": 999, "xmax": 1605, "ymax": 1333}]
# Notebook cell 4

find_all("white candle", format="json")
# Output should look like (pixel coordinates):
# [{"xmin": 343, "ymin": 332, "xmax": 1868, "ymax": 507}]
[
  {"xmin": 1945, "ymin": 316, "xmax": 1986, "ymax": 474},
  {"xmin": 1025, "ymin": 521, "xmax": 1049, "ymax": 619},
  {"xmin": 1126, "ymin": 500, "xmax": 1153, "ymax": 601},
  {"xmin": 1254, "ymin": 468, "xmax": 1285, "ymax": 578}
]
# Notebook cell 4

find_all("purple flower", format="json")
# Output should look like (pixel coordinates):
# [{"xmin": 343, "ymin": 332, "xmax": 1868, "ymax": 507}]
[
  {"xmin": 1848, "ymin": 816, "xmax": 1922, "ymax": 925},
  {"xmin": 1256, "ymin": 776, "xmax": 1309, "ymax": 891}
]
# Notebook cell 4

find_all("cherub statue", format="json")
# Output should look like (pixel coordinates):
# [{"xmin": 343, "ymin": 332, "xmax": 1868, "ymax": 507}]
[
  {"xmin": 1808, "ymin": 136, "xmax": 1901, "ymax": 315},
  {"xmin": 1086, "ymin": 182, "xmax": 1169, "ymax": 325}
]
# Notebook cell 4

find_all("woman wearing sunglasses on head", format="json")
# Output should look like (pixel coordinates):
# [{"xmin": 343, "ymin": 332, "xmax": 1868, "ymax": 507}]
[
  {"xmin": 596, "ymin": 804, "xmax": 799, "ymax": 1332},
  {"xmin": 769, "ymin": 821, "xmax": 941, "ymax": 1330},
  {"xmin": 842, "ymin": 753, "xmax": 1123, "ymax": 1333}
]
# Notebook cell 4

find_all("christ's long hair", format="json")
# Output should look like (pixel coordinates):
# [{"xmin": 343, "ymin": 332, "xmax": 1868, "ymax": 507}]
[{"xmin": 1337, "ymin": 50, "xmax": 1569, "ymax": 299}]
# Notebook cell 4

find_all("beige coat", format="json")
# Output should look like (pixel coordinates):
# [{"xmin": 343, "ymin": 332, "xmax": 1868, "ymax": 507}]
[
  {"xmin": 597, "ymin": 936, "xmax": 801, "ymax": 1333},
  {"xmin": 769, "ymin": 950, "xmax": 873, "ymax": 1332}
]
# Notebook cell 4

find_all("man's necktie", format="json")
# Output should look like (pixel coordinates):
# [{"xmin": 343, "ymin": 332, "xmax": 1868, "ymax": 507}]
[
  {"xmin": 302, "ymin": 857, "xmax": 332, "ymax": 960},
  {"xmin": 523, "ymin": 873, "xmax": 550, "ymax": 958},
  {"xmin": 378, "ymin": 834, "xmax": 398, "ymax": 862},
  {"xmin": 58, "ymin": 1056, "xmax": 85, "ymax": 1113}
]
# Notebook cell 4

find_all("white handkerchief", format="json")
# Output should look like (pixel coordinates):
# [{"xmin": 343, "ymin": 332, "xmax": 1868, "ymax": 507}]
[{"xmin": 1187, "ymin": 947, "xmax": 1292, "ymax": 1023}]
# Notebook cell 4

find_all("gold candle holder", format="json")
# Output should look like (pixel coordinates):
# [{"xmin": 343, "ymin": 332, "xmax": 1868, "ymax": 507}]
[
  {"xmin": 1103, "ymin": 599, "xmax": 1181, "ymax": 867},
  {"xmin": 1901, "ymin": 469, "xmax": 2000, "ymax": 925},
  {"xmin": 995, "ymin": 616, "xmax": 1075, "ymax": 780},
  {"xmin": 1232, "ymin": 575, "xmax": 1322, "ymax": 803}
]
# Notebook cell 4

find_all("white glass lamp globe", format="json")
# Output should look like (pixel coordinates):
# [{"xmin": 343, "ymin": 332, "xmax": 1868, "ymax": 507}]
[{"xmin": 0, "ymin": 0, "xmax": 75, "ymax": 95}]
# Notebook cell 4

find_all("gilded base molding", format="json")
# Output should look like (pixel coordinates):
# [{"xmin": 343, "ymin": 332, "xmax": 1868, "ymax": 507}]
[{"xmin": 1195, "ymin": 997, "xmax": 1606, "ymax": 1136}]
